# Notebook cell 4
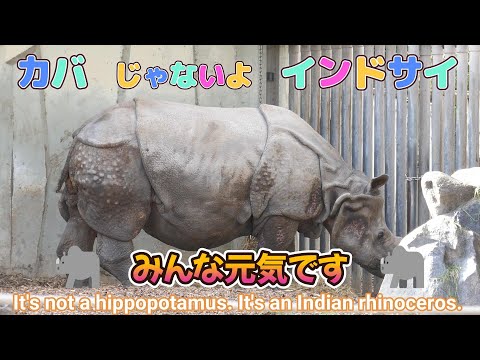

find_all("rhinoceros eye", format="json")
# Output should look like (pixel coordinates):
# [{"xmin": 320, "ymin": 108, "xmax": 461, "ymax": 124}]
[{"xmin": 377, "ymin": 231, "xmax": 385, "ymax": 240}]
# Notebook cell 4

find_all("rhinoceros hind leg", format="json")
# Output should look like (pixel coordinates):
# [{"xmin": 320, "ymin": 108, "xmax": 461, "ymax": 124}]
[
  {"xmin": 255, "ymin": 216, "xmax": 299, "ymax": 251},
  {"xmin": 57, "ymin": 208, "xmax": 97, "ymax": 289},
  {"xmin": 96, "ymin": 234, "xmax": 133, "ymax": 286},
  {"xmin": 57, "ymin": 207, "xmax": 97, "ymax": 259}
]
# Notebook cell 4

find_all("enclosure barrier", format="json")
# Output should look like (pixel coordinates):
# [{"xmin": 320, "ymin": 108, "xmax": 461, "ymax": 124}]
[{"xmin": 265, "ymin": 44, "xmax": 480, "ymax": 294}]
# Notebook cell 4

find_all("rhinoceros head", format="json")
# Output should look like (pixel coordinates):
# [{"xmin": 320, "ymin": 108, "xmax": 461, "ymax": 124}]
[{"xmin": 325, "ymin": 174, "xmax": 401, "ymax": 278}]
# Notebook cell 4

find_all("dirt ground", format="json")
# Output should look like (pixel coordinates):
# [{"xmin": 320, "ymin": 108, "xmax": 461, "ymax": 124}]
[{"xmin": 0, "ymin": 272, "xmax": 365, "ymax": 315}]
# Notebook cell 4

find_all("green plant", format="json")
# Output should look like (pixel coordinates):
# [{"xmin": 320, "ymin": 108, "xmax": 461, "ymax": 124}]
[{"xmin": 439, "ymin": 264, "xmax": 461, "ymax": 301}]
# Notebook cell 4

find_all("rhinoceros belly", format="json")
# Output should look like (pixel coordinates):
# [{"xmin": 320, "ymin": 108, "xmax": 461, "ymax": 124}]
[{"xmin": 135, "ymin": 98, "xmax": 267, "ymax": 249}]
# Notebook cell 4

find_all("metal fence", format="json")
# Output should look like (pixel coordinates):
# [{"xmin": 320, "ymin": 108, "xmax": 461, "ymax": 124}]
[{"xmin": 265, "ymin": 45, "xmax": 480, "ymax": 294}]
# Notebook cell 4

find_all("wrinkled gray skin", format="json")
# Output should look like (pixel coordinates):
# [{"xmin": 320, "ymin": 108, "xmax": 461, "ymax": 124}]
[{"xmin": 56, "ymin": 98, "xmax": 400, "ymax": 285}]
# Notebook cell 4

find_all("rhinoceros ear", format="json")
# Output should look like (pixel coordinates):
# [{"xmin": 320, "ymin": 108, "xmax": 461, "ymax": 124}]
[{"xmin": 369, "ymin": 174, "xmax": 389, "ymax": 192}]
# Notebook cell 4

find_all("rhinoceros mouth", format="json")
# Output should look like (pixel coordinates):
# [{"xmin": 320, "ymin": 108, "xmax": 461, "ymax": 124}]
[{"xmin": 363, "ymin": 260, "xmax": 384, "ymax": 278}]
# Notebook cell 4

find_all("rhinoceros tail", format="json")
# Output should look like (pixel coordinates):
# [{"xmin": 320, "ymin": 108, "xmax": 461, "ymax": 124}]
[{"xmin": 56, "ymin": 138, "xmax": 78, "ymax": 193}]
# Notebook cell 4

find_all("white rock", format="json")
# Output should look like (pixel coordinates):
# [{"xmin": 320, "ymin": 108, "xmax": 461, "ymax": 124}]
[
  {"xmin": 451, "ymin": 167, "xmax": 480, "ymax": 188},
  {"xmin": 379, "ymin": 200, "xmax": 480, "ymax": 306},
  {"xmin": 421, "ymin": 171, "xmax": 476, "ymax": 217}
]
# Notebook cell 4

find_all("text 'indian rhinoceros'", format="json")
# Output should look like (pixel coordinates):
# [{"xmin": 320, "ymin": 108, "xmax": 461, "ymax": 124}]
[{"xmin": 56, "ymin": 98, "xmax": 400, "ymax": 285}]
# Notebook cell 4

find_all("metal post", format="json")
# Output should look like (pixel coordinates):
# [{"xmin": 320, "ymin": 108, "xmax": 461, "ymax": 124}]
[
  {"xmin": 330, "ymin": 45, "xmax": 342, "ymax": 151},
  {"xmin": 431, "ymin": 45, "xmax": 444, "ymax": 171},
  {"xmin": 468, "ymin": 45, "xmax": 480, "ymax": 167},
  {"xmin": 407, "ymin": 44, "xmax": 420, "ymax": 232},
  {"xmin": 341, "ymin": 45, "xmax": 353, "ymax": 164},
  {"xmin": 418, "ymin": 45, "xmax": 432, "ymax": 226},
  {"xmin": 373, "ymin": 44, "xmax": 386, "ymax": 294},
  {"xmin": 288, "ymin": 45, "xmax": 301, "ymax": 115},
  {"xmin": 456, "ymin": 45, "xmax": 468, "ymax": 170},
  {"xmin": 443, "ymin": 45, "xmax": 456, "ymax": 174},
  {"xmin": 350, "ymin": 45, "xmax": 364, "ymax": 293},
  {"xmin": 362, "ymin": 44, "xmax": 374, "ymax": 294},
  {"xmin": 395, "ymin": 45, "xmax": 408, "ymax": 237}
]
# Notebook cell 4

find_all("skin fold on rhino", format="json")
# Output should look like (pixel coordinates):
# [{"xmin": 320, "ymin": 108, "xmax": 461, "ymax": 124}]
[{"xmin": 56, "ymin": 98, "xmax": 400, "ymax": 286}]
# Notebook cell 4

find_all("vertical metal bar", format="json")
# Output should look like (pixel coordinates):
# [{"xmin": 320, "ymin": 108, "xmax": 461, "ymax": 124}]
[
  {"xmin": 288, "ymin": 45, "xmax": 301, "ymax": 115},
  {"xmin": 407, "ymin": 44, "xmax": 420, "ymax": 232},
  {"xmin": 468, "ymin": 45, "xmax": 480, "ymax": 167},
  {"xmin": 340, "ymin": 46, "xmax": 353, "ymax": 286},
  {"xmin": 351, "ymin": 45, "xmax": 364, "ymax": 293},
  {"xmin": 443, "ymin": 45, "xmax": 456, "ymax": 174},
  {"xmin": 341, "ymin": 45, "xmax": 353, "ymax": 164},
  {"xmin": 288, "ymin": 45, "xmax": 301, "ymax": 251},
  {"xmin": 299, "ymin": 45, "xmax": 311, "ymax": 251},
  {"xmin": 266, "ymin": 45, "xmax": 279, "ymax": 105},
  {"xmin": 320, "ymin": 45, "xmax": 332, "ymax": 253},
  {"xmin": 418, "ymin": 45, "xmax": 432, "ymax": 226},
  {"xmin": 300, "ymin": 45, "xmax": 312, "ymax": 123},
  {"xmin": 320, "ymin": 45, "xmax": 332, "ymax": 142},
  {"xmin": 385, "ymin": 45, "xmax": 396, "ymax": 235},
  {"xmin": 431, "ymin": 45, "xmax": 444, "ymax": 171},
  {"xmin": 352, "ymin": 45, "xmax": 365, "ymax": 171},
  {"xmin": 362, "ymin": 44, "xmax": 374, "ymax": 294},
  {"xmin": 330, "ymin": 45, "xmax": 343, "ymax": 152},
  {"xmin": 278, "ymin": 45, "xmax": 290, "ymax": 109},
  {"xmin": 373, "ymin": 45, "xmax": 386, "ymax": 294},
  {"xmin": 455, "ymin": 45, "xmax": 468, "ymax": 170},
  {"xmin": 373, "ymin": 44, "xmax": 386, "ymax": 178},
  {"xmin": 310, "ymin": 45, "xmax": 322, "ymax": 132},
  {"xmin": 395, "ymin": 45, "xmax": 408, "ymax": 237},
  {"xmin": 310, "ymin": 45, "xmax": 322, "ymax": 252},
  {"xmin": 363, "ymin": 45, "xmax": 374, "ymax": 179}
]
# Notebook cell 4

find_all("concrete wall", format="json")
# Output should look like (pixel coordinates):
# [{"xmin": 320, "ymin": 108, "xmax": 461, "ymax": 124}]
[{"xmin": 0, "ymin": 45, "xmax": 266, "ymax": 277}]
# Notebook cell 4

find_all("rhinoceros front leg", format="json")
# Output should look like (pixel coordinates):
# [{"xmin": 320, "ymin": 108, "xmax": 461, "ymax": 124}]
[
  {"xmin": 96, "ymin": 234, "xmax": 133, "ymax": 287},
  {"xmin": 255, "ymin": 216, "xmax": 299, "ymax": 251}
]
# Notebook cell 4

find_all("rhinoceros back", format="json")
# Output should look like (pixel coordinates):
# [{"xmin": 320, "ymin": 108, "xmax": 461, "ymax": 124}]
[
  {"xmin": 135, "ymin": 98, "xmax": 268, "ymax": 244},
  {"xmin": 75, "ymin": 101, "xmax": 137, "ymax": 147}
]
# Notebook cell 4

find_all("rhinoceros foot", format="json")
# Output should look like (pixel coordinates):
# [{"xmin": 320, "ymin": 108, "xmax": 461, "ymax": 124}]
[{"xmin": 96, "ymin": 234, "xmax": 134, "ymax": 287}]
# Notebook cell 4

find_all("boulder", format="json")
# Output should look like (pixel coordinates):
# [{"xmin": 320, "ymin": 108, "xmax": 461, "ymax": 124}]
[
  {"xmin": 421, "ymin": 171, "xmax": 476, "ymax": 217},
  {"xmin": 451, "ymin": 167, "xmax": 480, "ymax": 188},
  {"xmin": 453, "ymin": 198, "xmax": 480, "ymax": 235},
  {"xmin": 379, "ymin": 198, "xmax": 480, "ymax": 306}
]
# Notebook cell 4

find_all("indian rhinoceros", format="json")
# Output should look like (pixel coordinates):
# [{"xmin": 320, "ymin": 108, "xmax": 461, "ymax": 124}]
[{"xmin": 56, "ymin": 98, "xmax": 400, "ymax": 286}]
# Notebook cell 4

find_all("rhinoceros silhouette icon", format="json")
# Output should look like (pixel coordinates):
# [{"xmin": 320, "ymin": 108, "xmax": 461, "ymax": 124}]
[
  {"xmin": 56, "ymin": 246, "xmax": 100, "ymax": 288},
  {"xmin": 380, "ymin": 245, "xmax": 424, "ymax": 288}
]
